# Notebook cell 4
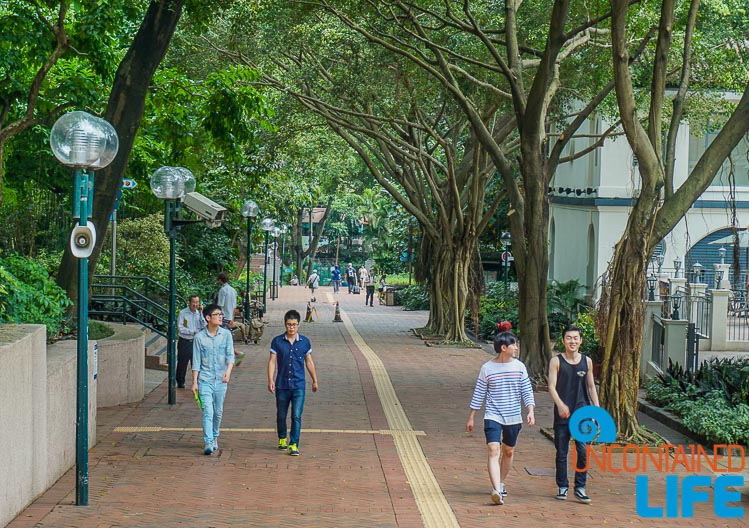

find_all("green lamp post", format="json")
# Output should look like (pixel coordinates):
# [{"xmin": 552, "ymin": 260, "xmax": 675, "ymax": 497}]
[{"xmin": 50, "ymin": 110, "xmax": 119, "ymax": 506}]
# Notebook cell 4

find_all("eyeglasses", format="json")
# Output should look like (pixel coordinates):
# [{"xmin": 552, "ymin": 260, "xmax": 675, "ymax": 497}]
[
  {"xmin": 285, "ymin": 323, "xmax": 299, "ymax": 328},
  {"xmin": 210, "ymin": 312, "xmax": 223, "ymax": 317}
]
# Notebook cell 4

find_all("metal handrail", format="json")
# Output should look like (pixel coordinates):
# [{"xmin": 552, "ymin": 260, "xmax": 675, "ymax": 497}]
[
  {"xmin": 93, "ymin": 274, "xmax": 187, "ymax": 306},
  {"xmin": 90, "ymin": 283, "xmax": 170, "ymax": 337}
]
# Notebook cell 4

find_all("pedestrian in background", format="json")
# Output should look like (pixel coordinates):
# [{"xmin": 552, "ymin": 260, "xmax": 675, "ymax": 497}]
[
  {"xmin": 365, "ymin": 268, "xmax": 377, "ymax": 307},
  {"xmin": 358, "ymin": 264, "xmax": 368, "ymax": 290},
  {"xmin": 331, "ymin": 264, "xmax": 341, "ymax": 293},
  {"xmin": 192, "ymin": 303, "xmax": 234, "ymax": 456},
  {"xmin": 346, "ymin": 263, "xmax": 357, "ymax": 293},
  {"xmin": 267, "ymin": 309, "xmax": 319, "ymax": 456},
  {"xmin": 378, "ymin": 272, "xmax": 387, "ymax": 305},
  {"xmin": 467, "ymin": 330, "xmax": 535, "ymax": 506},
  {"xmin": 176, "ymin": 295, "xmax": 206, "ymax": 389}
]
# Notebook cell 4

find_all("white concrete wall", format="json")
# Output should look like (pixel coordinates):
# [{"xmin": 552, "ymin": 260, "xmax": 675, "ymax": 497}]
[
  {"xmin": 0, "ymin": 325, "xmax": 47, "ymax": 527},
  {"xmin": 97, "ymin": 323, "xmax": 145, "ymax": 408},
  {"xmin": 0, "ymin": 326, "xmax": 97, "ymax": 528}
]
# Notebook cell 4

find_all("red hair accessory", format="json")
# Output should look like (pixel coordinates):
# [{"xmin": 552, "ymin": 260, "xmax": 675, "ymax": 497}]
[{"xmin": 496, "ymin": 321, "xmax": 513, "ymax": 332}]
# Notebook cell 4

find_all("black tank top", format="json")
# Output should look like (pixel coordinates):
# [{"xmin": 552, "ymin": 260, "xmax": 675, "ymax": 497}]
[{"xmin": 553, "ymin": 353, "xmax": 590, "ymax": 424}]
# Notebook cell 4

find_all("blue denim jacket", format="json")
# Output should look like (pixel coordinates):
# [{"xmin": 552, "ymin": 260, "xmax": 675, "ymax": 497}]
[
  {"xmin": 270, "ymin": 333, "xmax": 312, "ymax": 390},
  {"xmin": 192, "ymin": 327, "xmax": 234, "ymax": 384}
]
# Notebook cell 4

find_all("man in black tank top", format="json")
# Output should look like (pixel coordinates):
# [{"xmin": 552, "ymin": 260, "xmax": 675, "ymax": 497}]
[{"xmin": 548, "ymin": 324, "xmax": 600, "ymax": 505}]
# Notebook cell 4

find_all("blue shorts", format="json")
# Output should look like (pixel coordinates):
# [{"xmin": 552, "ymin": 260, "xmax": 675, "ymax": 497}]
[{"xmin": 484, "ymin": 420, "xmax": 522, "ymax": 447}]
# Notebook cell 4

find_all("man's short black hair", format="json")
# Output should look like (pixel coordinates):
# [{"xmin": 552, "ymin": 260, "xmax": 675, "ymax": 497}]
[
  {"xmin": 493, "ymin": 331, "xmax": 518, "ymax": 353},
  {"xmin": 217, "ymin": 272, "xmax": 229, "ymax": 284},
  {"xmin": 284, "ymin": 309, "xmax": 301, "ymax": 323},
  {"xmin": 562, "ymin": 324, "xmax": 583, "ymax": 338},
  {"xmin": 203, "ymin": 303, "xmax": 221, "ymax": 321}
]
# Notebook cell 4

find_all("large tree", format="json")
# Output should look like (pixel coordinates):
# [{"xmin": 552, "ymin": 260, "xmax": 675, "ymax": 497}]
[
  {"xmin": 598, "ymin": 0, "xmax": 749, "ymax": 438},
  {"xmin": 235, "ymin": 0, "xmax": 623, "ymax": 367},
  {"xmin": 55, "ymin": 0, "xmax": 186, "ymax": 303}
]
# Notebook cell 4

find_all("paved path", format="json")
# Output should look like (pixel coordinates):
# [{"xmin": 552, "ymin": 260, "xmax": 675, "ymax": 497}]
[{"xmin": 8, "ymin": 286, "xmax": 748, "ymax": 527}]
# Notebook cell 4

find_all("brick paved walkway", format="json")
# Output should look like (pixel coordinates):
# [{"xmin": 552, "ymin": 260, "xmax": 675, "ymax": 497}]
[{"xmin": 8, "ymin": 285, "xmax": 748, "ymax": 527}]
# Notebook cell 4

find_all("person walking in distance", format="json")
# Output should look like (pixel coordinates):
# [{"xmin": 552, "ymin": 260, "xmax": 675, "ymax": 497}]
[
  {"xmin": 467, "ymin": 330, "xmax": 535, "ymax": 505},
  {"xmin": 548, "ymin": 324, "xmax": 600, "ymax": 504},
  {"xmin": 365, "ymin": 268, "xmax": 377, "ymax": 307},
  {"xmin": 306, "ymin": 269, "xmax": 320, "ymax": 301},
  {"xmin": 176, "ymin": 295, "xmax": 206, "ymax": 389},
  {"xmin": 331, "ymin": 264, "xmax": 341, "ymax": 294},
  {"xmin": 268, "ymin": 309, "xmax": 319, "ymax": 456},
  {"xmin": 346, "ymin": 263, "xmax": 357, "ymax": 293},
  {"xmin": 192, "ymin": 304, "xmax": 234, "ymax": 456},
  {"xmin": 358, "ymin": 264, "xmax": 368, "ymax": 290}
]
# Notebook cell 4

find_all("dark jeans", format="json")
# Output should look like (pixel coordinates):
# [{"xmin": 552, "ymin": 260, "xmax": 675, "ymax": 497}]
[
  {"xmin": 347, "ymin": 277, "xmax": 356, "ymax": 293},
  {"xmin": 176, "ymin": 337, "xmax": 193, "ymax": 386},
  {"xmin": 554, "ymin": 422, "xmax": 588, "ymax": 490},
  {"xmin": 276, "ymin": 388, "xmax": 306, "ymax": 446},
  {"xmin": 365, "ymin": 285, "xmax": 375, "ymax": 306}
]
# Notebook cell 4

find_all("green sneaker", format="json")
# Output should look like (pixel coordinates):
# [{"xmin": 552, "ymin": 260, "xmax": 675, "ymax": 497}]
[
  {"xmin": 277, "ymin": 438, "xmax": 288, "ymax": 450},
  {"xmin": 288, "ymin": 443, "xmax": 300, "ymax": 456}
]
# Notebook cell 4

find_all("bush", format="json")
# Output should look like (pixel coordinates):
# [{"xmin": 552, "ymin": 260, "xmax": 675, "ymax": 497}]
[
  {"xmin": 0, "ymin": 254, "xmax": 72, "ymax": 337},
  {"xmin": 477, "ymin": 282, "xmax": 518, "ymax": 340},
  {"xmin": 646, "ymin": 357, "xmax": 749, "ymax": 444},
  {"xmin": 394, "ymin": 284, "xmax": 429, "ymax": 310}
]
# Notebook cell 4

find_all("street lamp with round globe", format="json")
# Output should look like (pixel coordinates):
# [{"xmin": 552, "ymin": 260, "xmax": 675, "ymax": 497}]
[
  {"xmin": 50, "ymin": 110, "xmax": 119, "ymax": 507},
  {"xmin": 241, "ymin": 200, "xmax": 260, "ymax": 323}
]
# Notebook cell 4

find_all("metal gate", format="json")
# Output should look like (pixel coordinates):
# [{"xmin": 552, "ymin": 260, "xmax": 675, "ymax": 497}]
[{"xmin": 651, "ymin": 315, "xmax": 665, "ymax": 370}]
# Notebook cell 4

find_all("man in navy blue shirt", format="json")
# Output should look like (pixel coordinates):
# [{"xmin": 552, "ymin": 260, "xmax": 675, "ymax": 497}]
[{"xmin": 267, "ymin": 309, "xmax": 319, "ymax": 456}]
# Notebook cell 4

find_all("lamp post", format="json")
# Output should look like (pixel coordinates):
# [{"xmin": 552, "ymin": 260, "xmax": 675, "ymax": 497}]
[
  {"xmin": 647, "ymin": 273, "xmax": 657, "ymax": 301},
  {"xmin": 674, "ymin": 256, "xmax": 682, "ymax": 278},
  {"xmin": 260, "ymin": 218, "xmax": 275, "ymax": 307},
  {"xmin": 50, "ymin": 110, "xmax": 119, "ymax": 506},
  {"xmin": 692, "ymin": 262, "xmax": 703, "ymax": 283},
  {"xmin": 150, "ymin": 166, "xmax": 196, "ymax": 406},
  {"xmin": 656, "ymin": 254, "xmax": 665, "ymax": 274},
  {"xmin": 672, "ymin": 293, "xmax": 683, "ymax": 320},
  {"xmin": 241, "ymin": 200, "xmax": 260, "ymax": 323},
  {"xmin": 271, "ymin": 226, "xmax": 281, "ymax": 299},
  {"xmin": 719, "ymin": 246, "xmax": 727, "ymax": 265},
  {"xmin": 500, "ymin": 231, "xmax": 511, "ymax": 293},
  {"xmin": 279, "ymin": 225, "xmax": 287, "ymax": 287}
]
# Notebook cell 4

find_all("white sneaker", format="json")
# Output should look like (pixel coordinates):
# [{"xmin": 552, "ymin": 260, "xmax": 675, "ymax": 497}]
[{"xmin": 491, "ymin": 489, "xmax": 504, "ymax": 505}]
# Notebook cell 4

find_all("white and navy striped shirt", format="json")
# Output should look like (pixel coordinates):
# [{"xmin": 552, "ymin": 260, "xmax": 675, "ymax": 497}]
[{"xmin": 470, "ymin": 358, "xmax": 535, "ymax": 425}]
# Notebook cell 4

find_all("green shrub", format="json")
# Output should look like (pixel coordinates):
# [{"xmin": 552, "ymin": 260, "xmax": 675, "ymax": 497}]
[
  {"xmin": 0, "ymin": 254, "xmax": 72, "ymax": 337},
  {"xmin": 477, "ymin": 282, "xmax": 518, "ymax": 340},
  {"xmin": 646, "ymin": 357, "xmax": 749, "ymax": 444},
  {"xmin": 395, "ymin": 284, "xmax": 429, "ymax": 310}
]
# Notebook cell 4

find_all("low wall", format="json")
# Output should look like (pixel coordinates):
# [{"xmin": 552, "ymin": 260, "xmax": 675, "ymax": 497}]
[
  {"xmin": 96, "ymin": 323, "xmax": 145, "ymax": 408},
  {"xmin": 0, "ymin": 326, "xmax": 96, "ymax": 528}
]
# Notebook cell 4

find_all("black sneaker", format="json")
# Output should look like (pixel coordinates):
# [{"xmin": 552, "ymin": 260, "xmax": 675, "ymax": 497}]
[
  {"xmin": 574, "ymin": 487, "xmax": 592, "ymax": 504},
  {"xmin": 556, "ymin": 487, "xmax": 568, "ymax": 500}
]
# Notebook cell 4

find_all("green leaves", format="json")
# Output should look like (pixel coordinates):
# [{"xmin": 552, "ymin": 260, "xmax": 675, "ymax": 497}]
[{"xmin": 0, "ymin": 253, "xmax": 72, "ymax": 337}]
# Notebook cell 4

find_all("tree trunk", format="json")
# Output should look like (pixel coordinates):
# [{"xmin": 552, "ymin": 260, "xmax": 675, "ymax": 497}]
[
  {"xmin": 597, "ymin": 203, "xmax": 654, "ymax": 439},
  {"xmin": 424, "ymin": 235, "xmax": 473, "ymax": 343},
  {"xmin": 56, "ymin": 0, "xmax": 185, "ymax": 304}
]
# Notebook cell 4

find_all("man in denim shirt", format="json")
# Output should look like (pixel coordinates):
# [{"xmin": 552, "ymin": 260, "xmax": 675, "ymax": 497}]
[
  {"xmin": 192, "ymin": 303, "xmax": 234, "ymax": 456},
  {"xmin": 267, "ymin": 309, "xmax": 319, "ymax": 456}
]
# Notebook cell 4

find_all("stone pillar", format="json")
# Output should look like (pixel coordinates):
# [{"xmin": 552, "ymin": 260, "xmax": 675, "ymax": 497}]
[
  {"xmin": 640, "ymin": 301, "xmax": 663, "ymax": 381},
  {"xmin": 714, "ymin": 263, "xmax": 731, "ymax": 290},
  {"xmin": 688, "ymin": 282, "xmax": 707, "ymax": 324},
  {"xmin": 709, "ymin": 289, "xmax": 730, "ymax": 351},
  {"xmin": 663, "ymin": 318, "xmax": 689, "ymax": 369}
]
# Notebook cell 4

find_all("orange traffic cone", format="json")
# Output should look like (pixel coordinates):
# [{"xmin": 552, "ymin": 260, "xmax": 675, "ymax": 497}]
[{"xmin": 333, "ymin": 301, "xmax": 343, "ymax": 322}]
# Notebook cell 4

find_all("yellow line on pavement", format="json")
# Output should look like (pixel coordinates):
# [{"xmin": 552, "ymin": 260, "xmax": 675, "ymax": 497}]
[
  {"xmin": 329, "ymin": 294, "xmax": 459, "ymax": 528},
  {"xmin": 114, "ymin": 426, "xmax": 425, "ymax": 435}
]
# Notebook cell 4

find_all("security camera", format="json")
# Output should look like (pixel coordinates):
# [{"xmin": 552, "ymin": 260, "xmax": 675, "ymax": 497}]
[
  {"xmin": 70, "ymin": 224, "xmax": 97, "ymax": 259},
  {"xmin": 182, "ymin": 192, "xmax": 227, "ymax": 227}
]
